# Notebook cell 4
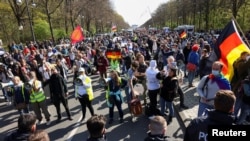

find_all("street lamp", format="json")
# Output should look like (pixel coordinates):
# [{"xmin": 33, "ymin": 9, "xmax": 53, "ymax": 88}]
[{"xmin": 16, "ymin": 0, "xmax": 36, "ymax": 42}]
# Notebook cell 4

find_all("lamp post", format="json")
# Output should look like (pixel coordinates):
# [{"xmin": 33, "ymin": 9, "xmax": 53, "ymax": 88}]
[{"xmin": 16, "ymin": 0, "xmax": 36, "ymax": 42}]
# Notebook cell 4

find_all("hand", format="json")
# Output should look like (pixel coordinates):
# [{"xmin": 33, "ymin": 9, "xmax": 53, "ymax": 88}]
[
  {"xmin": 65, "ymin": 92, "xmax": 69, "ymax": 97},
  {"xmin": 201, "ymin": 97, "xmax": 207, "ymax": 102}
]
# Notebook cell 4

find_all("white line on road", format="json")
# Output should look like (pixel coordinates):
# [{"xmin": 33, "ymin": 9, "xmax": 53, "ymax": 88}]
[{"xmin": 66, "ymin": 115, "xmax": 83, "ymax": 141}]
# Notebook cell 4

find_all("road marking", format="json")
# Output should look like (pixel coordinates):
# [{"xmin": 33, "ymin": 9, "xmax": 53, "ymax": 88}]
[{"xmin": 66, "ymin": 115, "xmax": 82, "ymax": 141}]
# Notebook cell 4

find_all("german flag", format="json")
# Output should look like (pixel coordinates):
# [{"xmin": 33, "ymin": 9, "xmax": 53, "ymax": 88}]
[
  {"xmin": 111, "ymin": 25, "xmax": 117, "ymax": 32},
  {"xmin": 180, "ymin": 31, "xmax": 187, "ymax": 38},
  {"xmin": 106, "ymin": 50, "xmax": 121, "ymax": 59},
  {"xmin": 212, "ymin": 20, "xmax": 250, "ymax": 81}
]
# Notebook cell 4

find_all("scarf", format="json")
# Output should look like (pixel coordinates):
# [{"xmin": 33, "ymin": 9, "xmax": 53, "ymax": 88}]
[{"xmin": 208, "ymin": 74, "xmax": 231, "ymax": 90}]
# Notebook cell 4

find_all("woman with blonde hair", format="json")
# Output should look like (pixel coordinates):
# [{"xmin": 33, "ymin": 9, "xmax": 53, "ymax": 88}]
[
  {"xmin": 105, "ymin": 70, "xmax": 127, "ymax": 124},
  {"xmin": 29, "ymin": 71, "xmax": 51, "ymax": 125}
]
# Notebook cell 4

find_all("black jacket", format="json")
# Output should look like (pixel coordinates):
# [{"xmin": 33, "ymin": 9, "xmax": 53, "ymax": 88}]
[
  {"xmin": 49, "ymin": 73, "xmax": 67, "ymax": 99},
  {"xmin": 4, "ymin": 130, "xmax": 31, "ymax": 141},
  {"xmin": 156, "ymin": 73, "xmax": 178, "ymax": 102},
  {"xmin": 184, "ymin": 110, "xmax": 235, "ymax": 141}
]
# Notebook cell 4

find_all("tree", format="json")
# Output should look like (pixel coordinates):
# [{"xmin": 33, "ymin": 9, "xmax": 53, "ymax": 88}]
[{"xmin": 39, "ymin": 0, "xmax": 64, "ymax": 42}]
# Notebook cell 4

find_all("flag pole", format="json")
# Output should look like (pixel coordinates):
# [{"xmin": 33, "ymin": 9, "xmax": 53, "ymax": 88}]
[{"xmin": 231, "ymin": 16, "xmax": 250, "ymax": 48}]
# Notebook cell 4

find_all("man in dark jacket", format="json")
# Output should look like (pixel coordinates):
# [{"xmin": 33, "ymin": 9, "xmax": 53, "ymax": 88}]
[
  {"xmin": 86, "ymin": 114, "xmax": 107, "ymax": 141},
  {"xmin": 49, "ymin": 67, "xmax": 72, "ymax": 123},
  {"xmin": 184, "ymin": 90, "xmax": 236, "ymax": 141},
  {"xmin": 4, "ymin": 113, "xmax": 37, "ymax": 141},
  {"xmin": 144, "ymin": 115, "xmax": 171, "ymax": 141}
]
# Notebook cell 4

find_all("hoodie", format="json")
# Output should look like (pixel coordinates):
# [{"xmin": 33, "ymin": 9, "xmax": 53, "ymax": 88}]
[{"xmin": 146, "ymin": 60, "xmax": 160, "ymax": 90}]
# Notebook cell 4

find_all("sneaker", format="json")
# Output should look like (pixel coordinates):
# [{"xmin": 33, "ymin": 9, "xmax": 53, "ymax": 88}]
[
  {"xmin": 46, "ymin": 121, "xmax": 51, "ymax": 126},
  {"xmin": 68, "ymin": 117, "xmax": 73, "ymax": 121}
]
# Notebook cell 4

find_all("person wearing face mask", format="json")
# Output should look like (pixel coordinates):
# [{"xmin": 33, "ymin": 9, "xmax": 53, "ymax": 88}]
[
  {"xmin": 75, "ymin": 67, "xmax": 95, "ymax": 122},
  {"xmin": 196, "ymin": 61, "xmax": 231, "ymax": 117}
]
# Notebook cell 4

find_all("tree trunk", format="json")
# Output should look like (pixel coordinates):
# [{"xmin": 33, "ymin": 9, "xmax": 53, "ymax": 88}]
[
  {"xmin": 47, "ymin": 14, "xmax": 54, "ymax": 42},
  {"xmin": 204, "ymin": 0, "xmax": 210, "ymax": 32},
  {"xmin": 64, "ymin": 0, "xmax": 69, "ymax": 34}
]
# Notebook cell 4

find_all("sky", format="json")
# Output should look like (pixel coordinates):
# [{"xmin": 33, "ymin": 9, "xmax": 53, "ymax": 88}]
[{"xmin": 111, "ymin": 0, "xmax": 168, "ymax": 26}]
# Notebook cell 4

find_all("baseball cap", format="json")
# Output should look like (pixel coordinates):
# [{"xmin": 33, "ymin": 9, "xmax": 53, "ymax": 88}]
[{"xmin": 78, "ymin": 67, "xmax": 85, "ymax": 72}]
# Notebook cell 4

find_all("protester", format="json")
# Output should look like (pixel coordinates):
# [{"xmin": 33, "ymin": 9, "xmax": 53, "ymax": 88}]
[
  {"xmin": 184, "ymin": 90, "xmax": 236, "ymax": 141},
  {"xmin": 134, "ymin": 53, "xmax": 148, "ymax": 105},
  {"xmin": 49, "ymin": 67, "xmax": 72, "ymax": 123},
  {"xmin": 10, "ymin": 76, "xmax": 30, "ymax": 115},
  {"xmin": 125, "ymin": 61, "xmax": 139, "ymax": 112},
  {"xmin": 4, "ymin": 113, "xmax": 37, "ymax": 141},
  {"xmin": 105, "ymin": 70, "xmax": 127, "ymax": 124},
  {"xmin": 156, "ymin": 65, "xmax": 179, "ymax": 125},
  {"xmin": 97, "ymin": 50, "xmax": 109, "ymax": 79},
  {"xmin": 75, "ymin": 67, "xmax": 95, "ymax": 122},
  {"xmin": 145, "ymin": 60, "xmax": 161, "ymax": 116},
  {"xmin": 187, "ymin": 44, "xmax": 199, "ymax": 87},
  {"xmin": 29, "ymin": 71, "xmax": 51, "ymax": 125},
  {"xmin": 196, "ymin": 61, "xmax": 231, "ymax": 117},
  {"xmin": 86, "ymin": 115, "xmax": 107, "ymax": 141}
]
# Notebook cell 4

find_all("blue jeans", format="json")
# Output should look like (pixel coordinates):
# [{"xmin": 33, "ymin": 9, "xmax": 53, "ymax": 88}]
[
  {"xmin": 188, "ymin": 71, "xmax": 196, "ymax": 85},
  {"xmin": 109, "ymin": 95, "xmax": 124, "ymax": 119},
  {"xmin": 160, "ymin": 97, "xmax": 174, "ymax": 117},
  {"xmin": 197, "ymin": 102, "xmax": 214, "ymax": 117},
  {"xmin": 124, "ymin": 86, "xmax": 132, "ymax": 110},
  {"xmin": 237, "ymin": 102, "xmax": 250, "ymax": 124}
]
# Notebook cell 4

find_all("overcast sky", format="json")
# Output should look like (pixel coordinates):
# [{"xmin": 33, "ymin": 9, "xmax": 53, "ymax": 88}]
[{"xmin": 110, "ymin": 0, "xmax": 168, "ymax": 26}]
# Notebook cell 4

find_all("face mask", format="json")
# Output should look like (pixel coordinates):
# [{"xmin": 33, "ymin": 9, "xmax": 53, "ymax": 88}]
[
  {"xmin": 172, "ymin": 48, "xmax": 176, "ymax": 52},
  {"xmin": 212, "ymin": 70, "xmax": 220, "ymax": 76}
]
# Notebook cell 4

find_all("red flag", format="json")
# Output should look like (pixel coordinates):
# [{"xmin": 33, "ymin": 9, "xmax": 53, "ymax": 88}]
[{"xmin": 71, "ymin": 25, "xmax": 84, "ymax": 44}]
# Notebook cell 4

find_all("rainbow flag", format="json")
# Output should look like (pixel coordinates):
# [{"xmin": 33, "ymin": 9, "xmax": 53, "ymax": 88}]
[
  {"xmin": 180, "ymin": 31, "xmax": 187, "ymax": 38},
  {"xmin": 211, "ymin": 20, "xmax": 250, "ymax": 81}
]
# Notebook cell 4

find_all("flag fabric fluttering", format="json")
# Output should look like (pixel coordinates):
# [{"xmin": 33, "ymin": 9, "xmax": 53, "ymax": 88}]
[
  {"xmin": 106, "ymin": 50, "xmax": 121, "ymax": 59},
  {"xmin": 71, "ymin": 25, "xmax": 84, "ymax": 44},
  {"xmin": 180, "ymin": 31, "xmax": 187, "ymax": 38},
  {"xmin": 210, "ymin": 19, "xmax": 250, "ymax": 81},
  {"xmin": 111, "ymin": 25, "xmax": 117, "ymax": 32}
]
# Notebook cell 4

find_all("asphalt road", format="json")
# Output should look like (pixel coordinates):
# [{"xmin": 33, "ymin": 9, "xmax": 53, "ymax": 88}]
[{"xmin": 0, "ymin": 70, "xmax": 185, "ymax": 141}]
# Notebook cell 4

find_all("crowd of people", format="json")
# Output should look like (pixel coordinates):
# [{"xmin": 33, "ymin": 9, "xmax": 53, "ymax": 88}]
[{"xmin": 1, "ymin": 27, "xmax": 250, "ymax": 141}]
